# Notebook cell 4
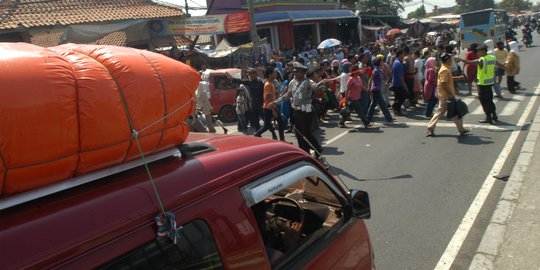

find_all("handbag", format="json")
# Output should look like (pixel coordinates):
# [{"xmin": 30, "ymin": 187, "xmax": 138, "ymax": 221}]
[
  {"xmin": 446, "ymin": 98, "xmax": 457, "ymax": 119},
  {"xmin": 456, "ymin": 99, "xmax": 469, "ymax": 119},
  {"xmin": 446, "ymin": 98, "xmax": 469, "ymax": 119}
]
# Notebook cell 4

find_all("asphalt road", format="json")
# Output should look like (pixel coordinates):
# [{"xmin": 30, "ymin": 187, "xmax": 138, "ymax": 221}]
[{"xmin": 222, "ymin": 33, "xmax": 540, "ymax": 270}]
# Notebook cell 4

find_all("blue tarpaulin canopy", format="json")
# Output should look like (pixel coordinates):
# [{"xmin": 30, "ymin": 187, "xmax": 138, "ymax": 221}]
[{"xmin": 255, "ymin": 9, "xmax": 357, "ymax": 25}]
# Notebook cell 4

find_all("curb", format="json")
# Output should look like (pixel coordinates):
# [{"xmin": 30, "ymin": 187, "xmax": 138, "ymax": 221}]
[{"xmin": 468, "ymin": 102, "xmax": 540, "ymax": 269}]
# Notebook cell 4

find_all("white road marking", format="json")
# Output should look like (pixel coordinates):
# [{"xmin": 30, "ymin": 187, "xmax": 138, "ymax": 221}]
[
  {"xmin": 384, "ymin": 121, "xmax": 516, "ymax": 131},
  {"xmin": 322, "ymin": 129, "xmax": 350, "ymax": 146},
  {"xmin": 470, "ymin": 104, "xmax": 484, "ymax": 115},
  {"xmin": 434, "ymin": 83, "xmax": 540, "ymax": 270},
  {"xmin": 471, "ymin": 98, "xmax": 500, "ymax": 115},
  {"xmin": 500, "ymin": 94, "xmax": 525, "ymax": 116},
  {"xmin": 462, "ymin": 97, "xmax": 476, "ymax": 106}
]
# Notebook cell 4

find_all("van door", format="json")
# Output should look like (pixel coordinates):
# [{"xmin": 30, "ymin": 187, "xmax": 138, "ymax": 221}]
[
  {"xmin": 96, "ymin": 187, "xmax": 269, "ymax": 270},
  {"xmin": 241, "ymin": 161, "xmax": 373, "ymax": 269}
]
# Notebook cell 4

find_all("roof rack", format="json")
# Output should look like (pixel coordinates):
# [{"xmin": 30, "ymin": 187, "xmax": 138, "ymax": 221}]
[{"xmin": 0, "ymin": 147, "xmax": 182, "ymax": 211}]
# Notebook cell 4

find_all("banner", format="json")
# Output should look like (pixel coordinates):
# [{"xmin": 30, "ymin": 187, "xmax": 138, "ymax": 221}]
[{"xmin": 148, "ymin": 12, "xmax": 250, "ymax": 36}]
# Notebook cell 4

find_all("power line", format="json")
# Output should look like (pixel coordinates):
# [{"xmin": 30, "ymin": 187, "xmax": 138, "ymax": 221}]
[
  {"xmin": 405, "ymin": 0, "xmax": 452, "ymax": 8},
  {"xmin": 187, "ymin": 0, "xmax": 205, "ymax": 8}
]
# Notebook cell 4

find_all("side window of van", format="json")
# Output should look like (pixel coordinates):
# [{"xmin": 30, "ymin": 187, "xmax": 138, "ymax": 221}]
[
  {"xmin": 241, "ymin": 161, "xmax": 347, "ymax": 267},
  {"xmin": 214, "ymin": 76, "xmax": 237, "ymax": 89},
  {"xmin": 99, "ymin": 219, "xmax": 223, "ymax": 270}
]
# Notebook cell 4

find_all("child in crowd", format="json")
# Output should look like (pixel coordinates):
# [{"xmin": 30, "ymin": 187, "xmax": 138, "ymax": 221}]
[
  {"xmin": 236, "ymin": 85, "xmax": 249, "ymax": 134},
  {"xmin": 414, "ymin": 50, "xmax": 424, "ymax": 103}
]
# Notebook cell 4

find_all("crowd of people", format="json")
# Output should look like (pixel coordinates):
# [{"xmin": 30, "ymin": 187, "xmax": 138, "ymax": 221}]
[{"xmin": 190, "ymin": 34, "xmax": 522, "ymax": 159}]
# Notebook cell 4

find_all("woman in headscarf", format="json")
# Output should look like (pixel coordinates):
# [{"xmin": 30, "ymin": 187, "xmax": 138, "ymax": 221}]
[
  {"xmin": 424, "ymin": 57, "xmax": 438, "ymax": 117},
  {"xmin": 505, "ymin": 41, "xmax": 520, "ymax": 94}
]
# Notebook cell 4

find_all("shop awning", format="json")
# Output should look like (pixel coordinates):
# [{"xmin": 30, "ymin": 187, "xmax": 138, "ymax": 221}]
[
  {"xmin": 255, "ymin": 12, "xmax": 291, "ymax": 25},
  {"xmin": 255, "ymin": 9, "xmax": 357, "ymax": 25},
  {"xmin": 362, "ymin": 25, "xmax": 386, "ymax": 31}
]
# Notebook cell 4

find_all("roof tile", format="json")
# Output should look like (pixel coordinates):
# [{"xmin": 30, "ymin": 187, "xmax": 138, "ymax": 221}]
[{"xmin": 0, "ymin": 0, "xmax": 184, "ymax": 30}]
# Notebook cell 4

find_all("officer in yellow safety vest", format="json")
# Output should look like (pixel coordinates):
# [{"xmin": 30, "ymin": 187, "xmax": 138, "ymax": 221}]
[{"xmin": 461, "ymin": 43, "xmax": 498, "ymax": 124}]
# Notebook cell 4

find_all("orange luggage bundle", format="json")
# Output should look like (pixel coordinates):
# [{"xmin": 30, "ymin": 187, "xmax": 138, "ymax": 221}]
[{"xmin": 0, "ymin": 43, "xmax": 200, "ymax": 197}]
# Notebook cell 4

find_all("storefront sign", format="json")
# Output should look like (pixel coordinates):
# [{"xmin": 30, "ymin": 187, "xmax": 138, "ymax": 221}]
[{"xmin": 149, "ymin": 12, "xmax": 250, "ymax": 36}]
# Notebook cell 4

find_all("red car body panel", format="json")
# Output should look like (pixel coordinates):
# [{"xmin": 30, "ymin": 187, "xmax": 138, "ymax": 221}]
[
  {"xmin": 0, "ymin": 133, "xmax": 373, "ymax": 269},
  {"xmin": 206, "ymin": 68, "xmax": 241, "ymax": 120}
]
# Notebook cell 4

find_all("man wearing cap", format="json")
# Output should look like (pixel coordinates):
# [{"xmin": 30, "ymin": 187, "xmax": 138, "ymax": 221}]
[
  {"xmin": 230, "ymin": 67, "xmax": 265, "ymax": 131},
  {"xmin": 274, "ymin": 62, "xmax": 322, "ymax": 158},
  {"xmin": 426, "ymin": 53, "xmax": 471, "ymax": 137},
  {"xmin": 462, "ymin": 43, "xmax": 498, "ymax": 124}
]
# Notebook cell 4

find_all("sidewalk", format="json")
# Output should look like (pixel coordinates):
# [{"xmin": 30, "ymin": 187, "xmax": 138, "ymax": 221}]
[{"xmin": 469, "ymin": 102, "xmax": 540, "ymax": 270}]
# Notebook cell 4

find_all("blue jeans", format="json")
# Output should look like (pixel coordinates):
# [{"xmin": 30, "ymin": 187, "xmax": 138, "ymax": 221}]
[
  {"xmin": 367, "ymin": 91, "xmax": 393, "ymax": 122},
  {"xmin": 341, "ymin": 99, "xmax": 369, "ymax": 127},
  {"xmin": 237, "ymin": 113, "xmax": 248, "ymax": 132},
  {"xmin": 248, "ymin": 108, "xmax": 261, "ymax": 130},
  {"xmin": 255, "ymin": 109, "xmax": 285, "ymax": 140},
  {"xmin": 425, "ymin": 98, "xmax": 438, "ymax": 117},
  {"xmin": 493, "ymin": 68, "xmax": 505, "ymax": 95},
  {"xmin": 361, "ymin": 91, "xmax": 370, "ymax": 115}
]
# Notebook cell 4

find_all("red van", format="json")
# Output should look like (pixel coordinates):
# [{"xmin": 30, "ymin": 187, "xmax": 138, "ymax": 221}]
[
  {"xmin": 0, "ymin": 134, "xmax": 374, "ymax": 269},
  {"xmin": 200, "ymin": 68, "xmax": 243, "ymax": 122}
]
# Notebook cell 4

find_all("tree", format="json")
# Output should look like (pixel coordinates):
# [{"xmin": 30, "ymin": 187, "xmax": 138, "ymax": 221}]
[
  {"xmin": 351, "ymin": 0, "xmax": 410, "ymax": 15},
  {"xmin": 497, "ymin": 0, "xmax": 532, "ymax": 12},
  {"xmin": 455, "ymin": 0, "xmax": 494, "ymax": 13},
  {"xmin": 407, "ymin": 5, "xmax": 426, "ymax": 19}
]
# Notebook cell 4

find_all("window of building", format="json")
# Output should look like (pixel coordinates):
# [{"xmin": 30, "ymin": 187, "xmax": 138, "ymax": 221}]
[
  {"xmin": 99, "ymin": 219, "xmax": 223, "ymax": 270},
  {"xmin": 293, "ymin": 24, "xmax": 316, "ymax": 50}
]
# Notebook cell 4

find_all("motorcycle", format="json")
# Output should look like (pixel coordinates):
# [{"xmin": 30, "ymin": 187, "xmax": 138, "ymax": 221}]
[
  {"xmin": 522, "ymin": 28, "xmax": 533, "ymax": 47},
  {"xmin": 522, "ymin": 35, "xmax": 532, "ymax": 47},
  {"xmin": 537, "ymin": 24, "xmax": 540, "ymax": 35}
]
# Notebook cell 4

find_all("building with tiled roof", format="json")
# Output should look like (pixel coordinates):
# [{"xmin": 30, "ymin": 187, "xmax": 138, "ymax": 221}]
[{"xmin": 0, "ymin": 0, "xmax": 193, "ymax": 49}]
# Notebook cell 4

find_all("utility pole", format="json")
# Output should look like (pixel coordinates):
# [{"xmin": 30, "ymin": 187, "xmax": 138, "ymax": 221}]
[
  {"xmin": 247, "ymin": 0, "xmax": 260, "ymax": 59},
  {"xmin": 184, "ymin": 0, "xmax": 189, "ymax": 15}
]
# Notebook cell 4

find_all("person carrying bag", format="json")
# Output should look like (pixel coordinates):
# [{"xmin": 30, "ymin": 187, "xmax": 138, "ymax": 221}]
[{"xmin": 426, "ymin": 53, "xmax": 471, "ymax": 137}]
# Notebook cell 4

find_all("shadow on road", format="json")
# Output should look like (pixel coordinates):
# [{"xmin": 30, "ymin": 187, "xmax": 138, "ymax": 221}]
[
  {"xmin": 348, "ymin": 127, "xmax": 383, "ymax": 133},
  {"xmin": 382, "ymin": 122, "xmax": 409, "ymax": 128},
  {"xmin": 330, "ymin": 165, "xmax": 413, "ymax": 182},
  {"xmin": 321, "ymin": 146, "xmax": 344, "ymax": 156},
  {"xmin": 355, "ymin": 174, "xmax": 414, "ymax": 182},
  {"xmin": 457, "ymin": 135, "xmax": 495, "ymax": 145}
]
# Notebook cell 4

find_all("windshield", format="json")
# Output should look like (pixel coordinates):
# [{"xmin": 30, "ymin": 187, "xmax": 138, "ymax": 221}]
[{"xmin": 462, "ymin": 12, "xmax": 491, "ymax": 27}]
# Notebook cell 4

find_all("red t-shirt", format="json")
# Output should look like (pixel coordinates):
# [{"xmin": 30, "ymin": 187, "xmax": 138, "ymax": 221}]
[{"xmin": 347, "ymin": 76, "xmax": 363, "ymax": 101}]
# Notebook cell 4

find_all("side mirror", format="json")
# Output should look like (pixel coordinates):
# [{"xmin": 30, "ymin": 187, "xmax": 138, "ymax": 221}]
[{"xmin": 350, "ymin": 189, "xmax": 371, "ymax": 219}]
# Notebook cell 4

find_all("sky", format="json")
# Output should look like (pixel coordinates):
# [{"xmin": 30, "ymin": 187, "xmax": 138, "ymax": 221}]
[
  {"xmin": 164, "ymin": 0, "xmax": 540, "ymax": 18},
  {"xmin": 161, "ymin": 0, "xmax": 208, "ymax": 16}
]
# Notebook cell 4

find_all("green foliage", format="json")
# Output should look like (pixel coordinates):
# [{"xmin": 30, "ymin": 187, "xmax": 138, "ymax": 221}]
[
  {"xmin": 455, "ymin": 0, "xmax": 495, "ymax": 13},
  {"xmin": 497, "ymin": 0, "xmax": 532, "ymax": 12},
  {"xmin": 344, "ymin": 0, "xmax": 410, "ymax": 15},
  {"xmin": 407, "ymin": 5, "xmax": 426, "ymax": 19}
]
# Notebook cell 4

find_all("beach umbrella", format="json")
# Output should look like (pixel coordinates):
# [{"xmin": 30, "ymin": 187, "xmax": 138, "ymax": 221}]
[
  {"xmin": 386, "ymin": 29, "xmax": 402, "ymax": 36},
  {"xmin": 317, "ymin": 38, "xmax": 342, "ymax": 49}
]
